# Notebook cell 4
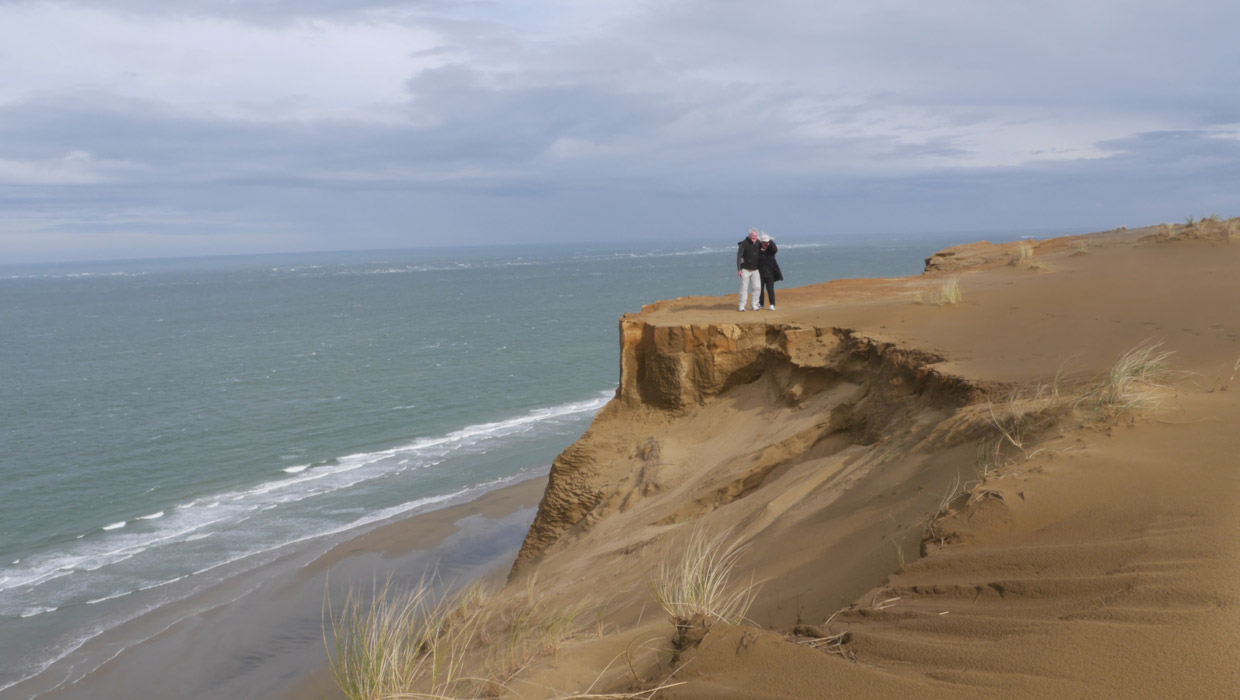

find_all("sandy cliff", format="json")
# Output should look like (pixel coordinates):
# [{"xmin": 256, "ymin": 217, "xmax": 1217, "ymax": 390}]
[{"xmin": 498, "ymin": 218, "xmax": 1239, "ymax": 700}]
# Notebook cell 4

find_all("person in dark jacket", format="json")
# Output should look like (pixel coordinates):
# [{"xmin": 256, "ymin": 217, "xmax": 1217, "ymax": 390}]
[
  {"xmin": 736, "ymin": 228, "xmax": 762, "ymax": 311},
  {"xmin": 757, "ymin": 232, "xmax": 783, "ymax": 310}
]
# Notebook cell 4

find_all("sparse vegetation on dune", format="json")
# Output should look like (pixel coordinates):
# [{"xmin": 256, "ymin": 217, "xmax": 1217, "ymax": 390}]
[
  {"xmin": 324, "ymin": 557, "xmax": 718, "ymax": 700},
  {"xmin": 1006, "ymin": 239, "xmax": 1050, "ymax": 270},
  {"xmin": 1009, "ymin": 240, "xmax": 1035, "ymax": 267},
  {"xmin": 943, "ymin": 340, "xmax": 1183, "ymax": 516},
  {"xmin": 326, "ymin": 568, "xmax": 634, "ymax": 699},
  {"xmin": 650, "ymin": 528, "xmax": 758, "ymax": 653},
  {"xmin": 326, "ymin": 575, "xmax": 490, "ymax": 700},
  {"xmin": 1152, "ymin": 215, "xmax": 1240, "ymax": 243},
  {"xmin": 914, "ymin": 277, "xmax": 962, "ymax": 306},
  {"xmin": 1080, "ymin": 340, "xmax": 1177, "ymax": 417}
]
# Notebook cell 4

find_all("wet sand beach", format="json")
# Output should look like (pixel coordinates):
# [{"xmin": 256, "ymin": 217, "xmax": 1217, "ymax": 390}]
[{"xmin": 11, "ymin": 477, "xmax": 546, "ymax": 700}]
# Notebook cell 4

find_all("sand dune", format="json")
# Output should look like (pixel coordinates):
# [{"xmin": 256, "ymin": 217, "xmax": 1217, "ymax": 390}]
[
  {"xmin": 301, "ymin": 219, "xmax": 1239, "ymax": 700},
  {"xmin": 493, "ymin": 220, "xmax": 1239, "ymax": 699}
]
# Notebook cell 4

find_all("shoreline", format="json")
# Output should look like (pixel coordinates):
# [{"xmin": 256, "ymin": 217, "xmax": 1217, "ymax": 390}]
[{"xmin": 9, "ymin": 475, "xmax": 548, "ymax": 700}]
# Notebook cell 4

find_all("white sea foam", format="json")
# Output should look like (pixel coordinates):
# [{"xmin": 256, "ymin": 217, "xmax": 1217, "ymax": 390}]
[
  {"xmin": 86, "ymin": 590, "xmax": 131, "ymax": 605},
  {"xmin": 282, "ymin": 465, "xmax": 308, "ymax": 474},
  {"xmin": 0, "ymin": 399, "xmax": 601, "ymax": 696},
  {"xmin": 0, "ymin": 391, "xmax": 611, "ymax": 615},
  {"xmin": 137, "ymin": 574, "xmax": 187, "ymax": 592},
  {"xmin": 0, "ymin": 416, "xmax": 583, "ymax": 695}
]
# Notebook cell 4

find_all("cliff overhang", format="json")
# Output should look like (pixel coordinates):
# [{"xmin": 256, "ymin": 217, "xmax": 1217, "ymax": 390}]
[{"xmin": 511, "ymin": 316, "xmax": 993, "ymax": 576}]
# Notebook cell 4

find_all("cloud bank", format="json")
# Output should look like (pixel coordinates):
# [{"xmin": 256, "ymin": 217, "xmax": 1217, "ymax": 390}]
[{"xmin": 1, "ymin": 0, "xmax": 1237, "ymax": 261}]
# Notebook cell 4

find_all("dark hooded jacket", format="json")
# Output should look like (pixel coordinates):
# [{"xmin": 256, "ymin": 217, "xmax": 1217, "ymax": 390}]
[{"xmin": 759, "ymin": 241, "xmax": 783, "ymax": 281}]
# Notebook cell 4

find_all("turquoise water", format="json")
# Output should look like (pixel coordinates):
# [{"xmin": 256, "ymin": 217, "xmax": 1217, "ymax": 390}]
[{"xmin": 0, "ymin": 234, "xmax": 963, "ymax": 693}]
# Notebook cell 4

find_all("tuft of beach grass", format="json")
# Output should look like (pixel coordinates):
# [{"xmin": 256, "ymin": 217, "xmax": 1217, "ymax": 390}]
[
  {"xmin": 914, "ymin": 278, "xmax": 962, "ymax": 306},
  {"xmin": 1079, "ymin": 340, "xmax": 1177, "ymax": 417},
  {"xmin": 651, "ymin": 528, "xmax": 758, "ymax": 651},
  {"xmin": 326, "ymin": 574, "xmax": 491, "ymax": 700},
  {"xmin": 1009, "ymin": 240, "xmax": 1035, "ymax": 267}
]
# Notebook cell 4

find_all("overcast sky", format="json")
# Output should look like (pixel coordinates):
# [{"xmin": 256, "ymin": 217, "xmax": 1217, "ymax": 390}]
[{"xmin": 1, "ymin": 0, "xmax": 1237, "ymax": 262}]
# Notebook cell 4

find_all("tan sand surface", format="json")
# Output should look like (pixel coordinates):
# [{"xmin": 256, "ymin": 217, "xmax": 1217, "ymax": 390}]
[{"xmin": 481, "ymin": 221, "xmax": 1240, "ymax": 699}]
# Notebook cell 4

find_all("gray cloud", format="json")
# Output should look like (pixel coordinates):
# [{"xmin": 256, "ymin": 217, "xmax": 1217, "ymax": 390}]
[
  {"xmin": 0, "ymin": 0, "xmax": 463, "ymax": 22},
  {"xmin": 1, "ymin": 0, "xmax": 1238, "ymax": 262}
]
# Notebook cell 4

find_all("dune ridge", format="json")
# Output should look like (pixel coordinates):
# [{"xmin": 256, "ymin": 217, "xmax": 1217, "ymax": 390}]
[{"xmin": 328, "ymin": 218, "xmax": 1239, "ymax": 700}]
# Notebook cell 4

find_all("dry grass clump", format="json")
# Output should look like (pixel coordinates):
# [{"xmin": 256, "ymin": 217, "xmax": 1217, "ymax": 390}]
[
  {"xmin": 327, "ymin": 575, "xmax": 490, "ymax": 700},
  {"xmin": 651, "ymin": 528, "xmax": 757, "ymax": 652},
  {"xmin": 1078, "ymin": 341, "xmax": 1177, "ymax": 417},
  {"xmin": 970, "ymin": 342, "xmax": 1180, "ymax": 482},
  {"xmin": 1009, "ymin": 240, "xmax": 1035, "ymax": 266},
  {"xmin": 974, "ymin": 380, "xmax": 1073, "ymax": 480},
  {"xmin": 913, "ymin": 278, "xmax": 962, "ymax": 306},
  {"xmin": 328, "ymin": 570, "xmax": 608, "ymax": 700},
  {"xmin": 1148, "ymin": 215, "xmax": 1239, "ymax": 243},
  {"xmin": 1008, "ymin": 240, "xmax": 1048, "ymax": 270}
]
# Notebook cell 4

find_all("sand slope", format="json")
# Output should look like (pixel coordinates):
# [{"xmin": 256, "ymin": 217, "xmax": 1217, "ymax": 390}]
[
  {"xmin": 501, "ymin": 221, "xmax": 1239, "ymax": 700},
  {"xmin": 665, "ymin": 388, "xmax": 1240, "ymax": 699}
]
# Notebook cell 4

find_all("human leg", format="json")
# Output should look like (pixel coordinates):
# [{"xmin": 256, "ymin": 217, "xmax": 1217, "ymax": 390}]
[
  {"xmin": 746, "ymin": 270, "xmax": 761, "ymax": 310},
  {"xmin": 753, "ymin": 273, "xmax": 773, "ymax": 307}
]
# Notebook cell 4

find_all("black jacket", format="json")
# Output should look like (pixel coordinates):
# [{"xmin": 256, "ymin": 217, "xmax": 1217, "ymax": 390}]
[
  {"xmin": 759, "ymin": 242, "xmax": 783, "ymax": 281},
  {"xmin": 737, "ymin": 238, "xmax": 761, "ymax": 271}
]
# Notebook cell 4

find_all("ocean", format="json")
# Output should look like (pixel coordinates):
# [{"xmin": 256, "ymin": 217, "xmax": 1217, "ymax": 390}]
[{"xmin": 0, "ymin": 234, "xmax": 965, "ymax": 695}]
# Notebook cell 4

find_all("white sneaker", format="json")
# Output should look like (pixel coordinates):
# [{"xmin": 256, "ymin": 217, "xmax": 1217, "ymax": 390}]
[
  {"xmin": 738, "ymin": 307, "xmax": 745, "ymax": 311},
  {"xmin": 769, "ymin": 305, "xmax": 776, "ymax": 310}
]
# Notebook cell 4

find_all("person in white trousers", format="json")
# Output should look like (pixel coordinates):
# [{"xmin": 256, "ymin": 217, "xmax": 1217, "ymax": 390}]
[{"xmin": 736, "ymin": 228, "xmax": 762, "ymax": 311}]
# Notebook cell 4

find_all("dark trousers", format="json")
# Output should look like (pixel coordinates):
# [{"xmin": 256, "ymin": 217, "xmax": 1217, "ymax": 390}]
[{"xmin": 759, "ymin": 276, "xmax": 776, "ymax": 307}]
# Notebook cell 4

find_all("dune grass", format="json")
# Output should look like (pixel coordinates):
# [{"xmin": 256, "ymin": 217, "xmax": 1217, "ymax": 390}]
[
  {"xmin": 1009, "ymin": 240, "xmax": 1035, "ymax": 267},
  {"xmin": 984, "ymin": 387, "xmax": 1060, "ymax": 461},
  {"xmin": 651, "ymin": 528, "xmax": 757, "ymax": 648},
  {"xmin": 326, "ymin": 575, "xmax": 491, "ymax": 700},
  {"xmin": 326, "ymin": 566, "xmax": 615, "ymax": 700},
  {"xmin": 1079, "ymin": 340, "xmax": 1177, "ymax": 417},
  {"xmin": 973, "ymin": 377, "xmax": 1074, "ymax": 482},
  {"xmin": 1161, "ymin": 215, "xmax": 1239, "ymax": 242},
  {"xmin": 915, "ymin": 278, "xmax": 962, "ymax": 306}
]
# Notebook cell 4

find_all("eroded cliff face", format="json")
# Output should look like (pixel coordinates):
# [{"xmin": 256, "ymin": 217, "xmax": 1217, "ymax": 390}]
[{"xmin": 510, "ymin": 316, "xmax": 990, "ymax": 577}]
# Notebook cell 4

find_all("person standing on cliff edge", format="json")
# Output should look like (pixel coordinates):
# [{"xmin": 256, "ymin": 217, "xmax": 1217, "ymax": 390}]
[
  {"xmin": 737, "ymin": 228, "xmax": 762, "ymax": 311},
  {"xmin": 758, "ymin": 232, "xmax": 782, "ymax": 310}
]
